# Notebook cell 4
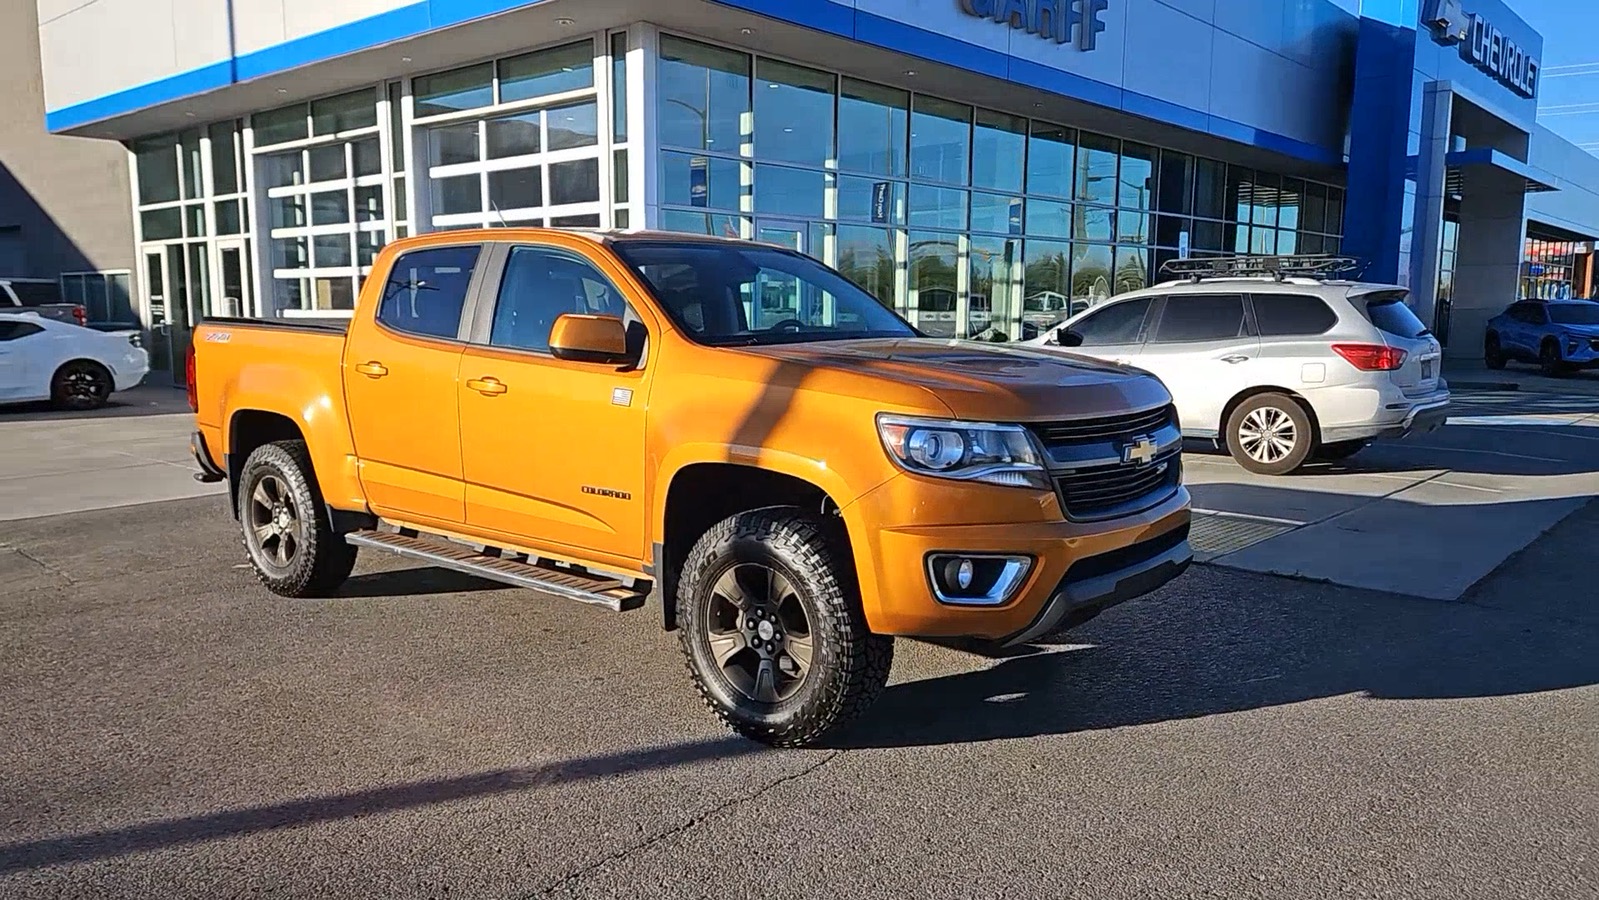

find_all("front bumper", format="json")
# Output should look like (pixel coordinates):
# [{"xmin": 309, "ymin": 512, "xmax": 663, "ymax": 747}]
[{"xmin": 844, "ymin": 476, "xmax": 1192, "ymax": 641}]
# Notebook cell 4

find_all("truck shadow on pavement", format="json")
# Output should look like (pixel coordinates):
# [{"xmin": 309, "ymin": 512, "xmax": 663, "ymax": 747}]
[
  {"xmin": 831, "ymin": 500, "xmax": 1599, "ymax": 750},
  {"xmin": 0, "ymin": 738, "xmax": 762, "ymax": 874}
]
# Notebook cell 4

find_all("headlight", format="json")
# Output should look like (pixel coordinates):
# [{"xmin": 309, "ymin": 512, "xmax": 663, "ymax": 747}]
[{"xmin": 876, "ymin": 415, "xmax": 1051, "ymax": 489}]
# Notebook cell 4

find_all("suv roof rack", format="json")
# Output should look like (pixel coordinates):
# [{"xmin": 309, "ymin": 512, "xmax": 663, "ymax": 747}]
[{"xmin": 1160, "ymin": 254, "xmax": 1365, "ymax": 283}]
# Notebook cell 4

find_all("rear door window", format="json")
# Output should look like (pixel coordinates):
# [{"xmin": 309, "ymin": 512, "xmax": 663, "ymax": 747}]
[
  {"xmin": 1151, "ymin": 293, "xmax": 1247, "ymax": 343},
  {"xmin": 1360, "ymin": 290, "xmax": 1430, "ymax": 339},
  {"xmin": 1251, "ymin": 293, "xmax": 1338, "ymax": 336},
  {"xmin": 0, "ymin": 320, "xmax": 44, "ymax": 340},
  {"xmin": 377, "ymin": 245, "xmax": 481, "ymax": 340},
  {"xmin": 1067, "ymin": 297, "xmax": 1152, "ymax": 346}
]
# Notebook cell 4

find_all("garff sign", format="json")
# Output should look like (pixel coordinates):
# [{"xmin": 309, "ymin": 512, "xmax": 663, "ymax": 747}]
[
  {"xmin": 1425, "ymin": 0, "xmax": 1539, "ymax": 99},
  {"xmin": 957, "ymin": 0, "xmax": 1109, "ymax": 52}
]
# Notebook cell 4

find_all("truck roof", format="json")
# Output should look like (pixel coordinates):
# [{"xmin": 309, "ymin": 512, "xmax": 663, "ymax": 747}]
[{"xmin": 382, "ymin": 227, "xmax": 784, "ymax": 255}]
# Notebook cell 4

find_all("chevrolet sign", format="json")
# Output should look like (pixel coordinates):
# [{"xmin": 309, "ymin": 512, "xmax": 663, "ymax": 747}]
[
  {"xmin": 958, "ymin": 0, "xmax": 1109, "ymax": 51},
  {"xmin": 1425, "ymin": 0, "xmax": 1539, "ymax": 99}
]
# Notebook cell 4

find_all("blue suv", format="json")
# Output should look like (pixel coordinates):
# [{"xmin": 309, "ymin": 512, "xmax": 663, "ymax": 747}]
[{"xmin": 1484, "ymin": 299, "xmax": 1599, "ymax": 376}]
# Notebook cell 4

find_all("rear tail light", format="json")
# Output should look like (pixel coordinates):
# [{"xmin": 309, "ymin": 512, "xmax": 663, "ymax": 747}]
[
  {"xmin": 185, "ymin": 341, "xmax": 198, "ymax": 412},
  {"xmin": 72, "ymin": 305, "xmax": 87, "ymax": 326},
  {"xmin": 1331, "ymin": 343, "xmax": 1407, "ymax": 371}
]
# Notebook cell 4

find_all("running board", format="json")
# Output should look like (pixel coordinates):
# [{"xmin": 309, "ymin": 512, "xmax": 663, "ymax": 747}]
[{"xmin": 344, "ymin": 530, "xmax": 648, "ymax": 612}]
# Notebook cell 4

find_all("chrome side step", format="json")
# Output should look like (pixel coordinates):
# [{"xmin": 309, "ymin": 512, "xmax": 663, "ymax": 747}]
[{"xmin": 345, "ymin": 529, "xmax": 648, "ymax": 612}]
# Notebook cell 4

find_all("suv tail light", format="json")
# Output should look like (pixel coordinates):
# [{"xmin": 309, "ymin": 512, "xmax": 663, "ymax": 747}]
[
  {"xmin": 1331, "ymin": 343, "xmax": 1407, "ymax": 371},
  {"xmin": 185, "ymin": 341, "xmax": 198, "ymax": 412},
  {"xmin": 72, "ymin": 305, "xmax": 87, "ymax": 326}
]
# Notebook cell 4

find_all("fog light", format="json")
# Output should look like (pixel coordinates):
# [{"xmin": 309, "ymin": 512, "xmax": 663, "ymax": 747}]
[{"xmin": 927, "ymin": 553, "xmax": 1033, "ymax": 606}]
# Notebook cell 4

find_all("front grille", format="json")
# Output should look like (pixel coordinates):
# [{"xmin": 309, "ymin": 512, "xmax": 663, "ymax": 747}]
[
  {"xmin": 1035, "ymin": 405, "xmax": 1175, "ymax": 446},
  {"xmin": 1054, "ymin": 452, "xmax": 1182, "ymax": 519},
  {"xmin": 1027, "ymin": 404, "xmax": 1183, "ymax": 521}
]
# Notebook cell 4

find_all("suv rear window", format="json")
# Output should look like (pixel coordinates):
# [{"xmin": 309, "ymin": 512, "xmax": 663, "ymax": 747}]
[
  {"xmin": 1360, "ymin": 290, "xmax": 1430, "ymax": 340},
  {"xmin": 1251, "ymin": 293, "xmax": 1338, "ymax": 336}
]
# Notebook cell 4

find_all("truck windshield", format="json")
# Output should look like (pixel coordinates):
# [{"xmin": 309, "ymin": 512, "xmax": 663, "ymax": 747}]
[{"xmin": 612, "ymin": 241, "xmax": 917, "ymax": 346}]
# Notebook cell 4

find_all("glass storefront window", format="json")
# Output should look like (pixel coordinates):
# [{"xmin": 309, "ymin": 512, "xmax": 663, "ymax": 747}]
[
  {"xmin": 659, "ymin": 36, "xmax": 749, "ymax": 152},
  {"xmin": 312, "ymin": 89, "xmax": 377, "ymax": 135},
  {"xmin": 661, "ymin": 209, "xmax": 745, "ymax": 238},
  {"xmin": 755, "ymin": 59, "xmax": 835, "ymax": 168},
  {"xmin": 836, "ymin": 224, "xmax": 896, "ymax": 304},
  {"xmin": 1027, "ymin": 123, "xmax": 1073, "ymax": 199},
  {"xmin": 254, "ymin": 103, "xmax": 309, "ymax": 146},
  {"xmin": 1073, "ymin": 243, "xmax": 1114, "ymax": 304},
  {"xmin": 1194, "ymin": 157, "xmax": 1227, "ymax": 220},
  {"xmin": 1157, "ymin": 150, "xmax": 1192, "ymax": 216},
  {"xmin": 909, "ymin": 232, "xmax": 959, "ymax": 336},
  {"xmin": 141, "ymin": 207, "xmax": 182, "ymax": 241},
  {"xmin": 547, "ymin": 101, "xmax": 600, "ymax": 151},
  {"xmin": 209, "ymin": 122, "xmax": 240, "ymax": 194},
  {"xmin": 1026, "ymin": 198, "xmax": 1072, "ymax": 238},
  {"xmin": 309, "ymin": 144, "xmax": 347, "ymax": 183},
  {"xmin": 910, "ymin": 96, "xmax": 971, "ymax": 186},
  {"xmin": 612, "ymin": 32, "xmax": 629, "ymax": 141},
  {"xmin": 1118, "ymin": 142, "xmax": 1155, "ymax": 211},
  {"xmin": 1302, "ymin": 183, "xmax": 1328, "ymax": 234},
  {"xmin": 837, "ymin": 176, "xmax": 904, "ymax": 224},
  {"xmin": 1076, "ymin": 133, "xmax": 1118, "ymax": 205},
  {"xmin": 971, "ymin": 192, "xmax": 1022, "ymax": 235},
  {"xmin": 414, "ymin": 63, "xmax": 494, "ymax": 118},
  {"xmin": 753, "ymin": 164, "xmax": 826, "ymax": 218},
  {"xmin": 969, "ymin": 235, "xmax": 1017, "ymax": 340},
  {"xmin": 432, "ymin": 122, "xmax": 481, "ymax": 166},
  {"xmin": 500, "ymin": 41, "xmax": 594, "ymax": 103},
  {"xmin": 838, "ymin": 79, "xmax": 907, "ymax": 177},
  {"xmin": 549, "ymin": 158, "xmax": 600, "ymax": 205},
  {"xmin": 1077, "ymin": 206, "xmax": 1115, "ymax": 243},
  {"xmin": 1022, "ymin": 239, "xmax": 1072, "ymax": 340},
  {"xmin": 1114, "ymin": 246, "xmax": 1148, "ymax": 293},
  {"xmin": 135, "ymin": 137, "xmax": 180, "ymax": 205},
  {"xmin": 661, "ymin": 151, "xmax": 742, "ymax": 210},
  {"xmin": 973, "ymin": 110, "xmax": 1025, "ymax": 194},
  {"xmin": 909, "ymin": 185, "xmax": 967, "ymax": 231}
]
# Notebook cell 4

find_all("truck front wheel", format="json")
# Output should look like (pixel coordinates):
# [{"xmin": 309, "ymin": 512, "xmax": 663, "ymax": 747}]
[
  {"xmin": 677, "ymin": 509, "xmax": 892, "ymax": 748},
  {"xmin": 238, "ymin": 440, "xmax": 357, "ymax": 598}
]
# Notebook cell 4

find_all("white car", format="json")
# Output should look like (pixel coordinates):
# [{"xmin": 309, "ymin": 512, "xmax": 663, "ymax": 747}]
[
  {"xmin": 0, "ymin": 312, "xmax": 150, "ymax": 410},
  {"xmin": 1026, "ymin": 257, "xmax": 1451, "ymax": 475}
]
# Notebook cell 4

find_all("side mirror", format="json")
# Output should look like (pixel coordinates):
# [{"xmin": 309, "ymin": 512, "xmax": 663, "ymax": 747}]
[
  {"xmin": 549, "ymin": 314, "xmax": 630, "ymax": 365},
  {"xmin": 1055, "ymin": 328, "xmax": 1084, "ymax": 348}
]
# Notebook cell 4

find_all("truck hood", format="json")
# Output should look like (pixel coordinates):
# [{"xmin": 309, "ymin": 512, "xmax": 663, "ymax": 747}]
[{"xmin": 737, "ymin": 338, "xmax": 1171, "ymax": 420}]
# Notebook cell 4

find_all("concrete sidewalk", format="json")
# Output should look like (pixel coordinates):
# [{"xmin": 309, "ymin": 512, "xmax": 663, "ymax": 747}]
[
  {"xmin": 1445, "ymin": 358, "xmax": 1599, "ymax": 395},
  {"xmin": 0, "ymin": 384, "xmax": 224, "ymax": 522}
]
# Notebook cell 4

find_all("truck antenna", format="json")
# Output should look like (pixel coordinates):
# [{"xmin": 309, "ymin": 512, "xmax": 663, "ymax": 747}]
[{"xmin": 490, "ymin": 200, "xmax": 508, "ymax": 228}]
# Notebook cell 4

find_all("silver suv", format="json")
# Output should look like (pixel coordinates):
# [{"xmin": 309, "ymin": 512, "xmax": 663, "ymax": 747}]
[{"xmin": 1025, "ymin": 257, "xmax": 1451, "ymax": 475}]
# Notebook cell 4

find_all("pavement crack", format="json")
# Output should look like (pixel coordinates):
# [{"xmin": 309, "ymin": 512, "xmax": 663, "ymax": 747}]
[
  {"xmin": 527, "ymin": 749, "xmax": 842, "ymax": 897},
  {"xmin": 0, "ymin": 542, "xmax": 76, "ymax": 586}
]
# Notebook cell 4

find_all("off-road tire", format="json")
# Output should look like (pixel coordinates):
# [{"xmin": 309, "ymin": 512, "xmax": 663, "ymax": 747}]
[
  {"xmin": 238, "ymin": 440, "xmax": 357, "ymax": 598},
  {"xmin": 51, "ymin": 360, "xmax": 112, "ymax": 411},
  {"xmin": 1225, "ymin": 393, "xmax": 1315, "ymax": 476},
  {"xmin": 1484, "ymin": 333, "xmax": 1506, "ymax": 370},
  {"xmin": 677, "ymin": 508, "xmax": 893, "ymax": 748}
]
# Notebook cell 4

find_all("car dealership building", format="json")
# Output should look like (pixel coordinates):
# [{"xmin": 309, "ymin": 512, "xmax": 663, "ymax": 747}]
[{"xmin": 26, "ymin": 0, "xmax": 1599, "ymax": 377}]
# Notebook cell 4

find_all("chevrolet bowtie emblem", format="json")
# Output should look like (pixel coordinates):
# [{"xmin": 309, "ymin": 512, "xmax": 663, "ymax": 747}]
[
  {"xmin": 1425, "ymin": 0, "xmax": 1471, "ymax": 45},
  {"xmin": 1123, "ymin": 436, "xmax": 1159, "ymax": 466}
]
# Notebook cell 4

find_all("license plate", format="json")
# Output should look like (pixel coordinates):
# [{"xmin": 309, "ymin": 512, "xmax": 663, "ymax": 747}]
[{"xmin": 1421, "ymin": 360, "xmax": 1433, "ymax": 379}]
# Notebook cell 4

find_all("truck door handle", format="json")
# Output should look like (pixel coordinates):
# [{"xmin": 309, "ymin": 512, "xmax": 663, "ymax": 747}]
[
  {"xmin": 1221, "ymin": 355, "xmax": 1250, "ymax": 364},
  {"xmin": 355, "ymin": 361, "xmax": 388, "ymax": 378},
  {"xmin": 467, "ymin": 377, "xmax": 508, "ymax": 396}
]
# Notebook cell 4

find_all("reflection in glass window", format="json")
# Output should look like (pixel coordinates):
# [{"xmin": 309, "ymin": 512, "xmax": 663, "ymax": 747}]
[
  {"xmin": 1076, "ymin": 132, "xmax": 1118, "ymax": 205},
  {"xmin": 969, "ymin": 236, "xmax": 1018, "ymax": 340},
  {"xmin": 909, "ymin": 232, "xmax": 959, "ymax": 337},
  {"xmin": 1022, "ymin": 239, "xmax": 1072, "ymax": 340},
  {"xmin": 1277, "ymin": 229, "xmax": 1298, "ymax": 254},
  {"xmin": 973, "ymin": 110, "xmax": 1025, "ymax": 194},
  {"xmin": 314, "ymin": 234, "xmax": 353, "ymax": 268},
  {"xmin": 314, "ymin": 277, "xmax": 357, "ymax": 310},
  {"xmin": 909, "ymin": 184, "xmax": 967, "ymax": 230},
  {"xmin": 355, "ymin": 185, "xmax": 384, "ymax": 222},
  {"xmin": 499, "ymin": 41, "xmax": 594, "ymax": 103},
  {"xmin": 754, "ymin": 164, "xmax": 826, "ymax": 218},
  {"xmin": 354, "ymin": 138, "xmax": 383, "ymax": 177},
  {"xmin": 311, "ymin": 191, "xmax": 350, "ymax": 226},
  {"xmin": 1118, "ymin": 211, "xmax": 1150, "ymax": 244},
  {"xmin": 970, "ymin": 192, "xmax": 1022, "ymax": 235},
  {"xmin": 134, "ymin": 137, "xmax": 180, "ymax": 204},
  {"xmin": 431, "ymin": 123, "xmax": 481, "ymax": 167},
  {"xmin": 612, "ymin": 32, "xmax": 629, "ymax": 141},
  {"xmin": 661, "ymin": 151, "xmax": 743, "ymax": 210},
  {"xmin": 547, "ymin": 101, "xmax": 600, "ymax": 151},
  {"xmin": 838, "ymin": 79, "xmax": 907, "ymax": 176},
  {"xmin": 658, "ymin": 36, "xmax": 750, "ymax": 152},
  {"xmin": 836, "ymin": 176, "xmax": 903, "ymax": 224},
  {"xmin": 433, "ymin": 174, "xmax": 483, "ymax": 215},
  {"xmin": 311, "ymin": 89, "xmax": 377, "ymax": 135},
  {"xmin": 755, "ymin": 59, "xmax": 835, "ymax": 168},
  {"xmin": 836, "ymin": 225, "xmax": 896, "ymax": 305},
  {"xmin": 1072, "ymin": 243, "xmax": 1114, "ymax": 304},
  {"xmin": 1114, "ymin": 246, "xmax": 1148, "ymax": 293},
  {"xmin": 486, "ymin": 113, "xmax": 540, "ymax": 159},
  {"xmin": 1155, "ymin": 214, "xmax": 1188, "ymax": 248},
  {"xmin": 1027, "ymin": 122, "xmax": 1073, "ymax": 198},
  {"xmin": 309, "ymin": 145, "xmax": 347, "ymax": 183},
  {"xmin": 253, "ymin": 103, "xmax": 309, "ymax": 146},
  {"xmin": 414, "ymin": 63, "xmax": 494, "ymax": 117},
  {"xmin": 1077, "ymin": 206, "xmax": 1115, "ymax": 242},
  {"xmin": 261, "ymin": 151, "xmax": 304, "ymax": 189},
  {"xmin": 271, "ymin": 236, "xmax": 308, "ymax": 270},
  {"xmin": 1250, "ymin": 172, "xmax": 1279, "ymax": 226},
  {"xmin": 489, "ymin": 167, "xmax": 544, "ymax": 211},
  {"xmin": 661, "ymin": 209, "xmax": 745, "ymax": 238},
  {"xmin": 270, "ymin": 195, "xmax": 305, "ymax": 230},
  {"xmin": 1250, "ymin": 227, "xmax": 1277, "ymax": 255},
  {"xmin": 553, "ymin": 214, "xmax": 602, "ymax": 227},
  {"xmin": 549, "ymin": 158, "xmax": 600, "ymax": 205},
  {"xmin": 1279, "ymin": 178, "xmax": 1303, "ymax": 233},
  {"xmin": 1026, "ymin": 198, "xmax": 1071, "ymax": 238},
  {"xmin": 910, "ymin": 96, "xmax": 971, "ymax": 185},
  {"xmin": 1119, "ymin": 143, "xmax": 1155, "ymax": 210}
]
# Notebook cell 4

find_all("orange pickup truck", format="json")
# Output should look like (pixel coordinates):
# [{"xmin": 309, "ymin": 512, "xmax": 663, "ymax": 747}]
[{"xmin": 189, "ymin": 228, "xmax": 1192, "ymax": 747}]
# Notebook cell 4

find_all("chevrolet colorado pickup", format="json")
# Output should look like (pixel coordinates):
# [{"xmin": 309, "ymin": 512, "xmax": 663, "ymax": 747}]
[{"xmin": 189, "ymin": 229, "xmax": 1193, "ymax": 747}]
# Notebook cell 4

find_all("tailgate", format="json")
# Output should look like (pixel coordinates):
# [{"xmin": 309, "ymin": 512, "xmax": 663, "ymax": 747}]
[{"xmin": 1354, "ymin": 289, "xmax": 1442, "ymax": 395}]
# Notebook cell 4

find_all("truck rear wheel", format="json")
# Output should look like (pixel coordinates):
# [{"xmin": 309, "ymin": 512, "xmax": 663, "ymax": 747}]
[
  {"xmin": 676, "ymin": 509, "xmax": 892, "ymax": 748},
  {"xmin": 238, "ymin": 440, "xmax": 357, "ymax": 598}
]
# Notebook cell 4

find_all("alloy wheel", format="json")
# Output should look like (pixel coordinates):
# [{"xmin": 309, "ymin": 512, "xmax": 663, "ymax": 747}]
[
  {"xmin": 1238, "ymin": 406, "xmax": 1297, "ymax": 464},
  {"xmin": 704, "ymin": 562, "xmax": 815, "ymax": 704},
  {"xmin": 247, "ymin": 474, "xmax": 302, "ymax": 570}
]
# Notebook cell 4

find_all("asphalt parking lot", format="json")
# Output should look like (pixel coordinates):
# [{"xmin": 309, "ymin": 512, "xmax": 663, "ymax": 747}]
[{"xmin": 1, "ymin": 379, "xmax": 1596, "ymax": 897}]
